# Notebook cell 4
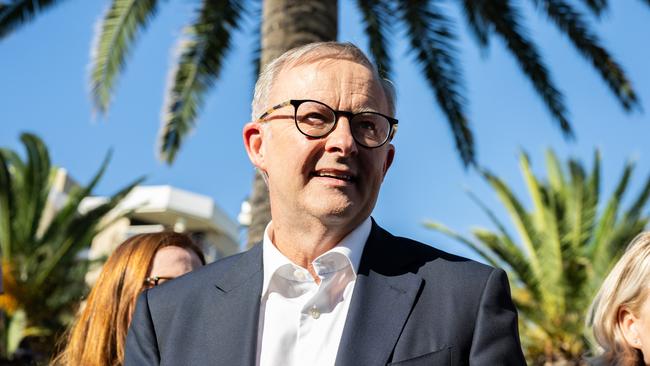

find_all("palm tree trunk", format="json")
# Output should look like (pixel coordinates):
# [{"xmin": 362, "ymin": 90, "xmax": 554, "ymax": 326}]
[{"xmin": 246, "ymin": 0, "xmax": 338, "ymax": 248}]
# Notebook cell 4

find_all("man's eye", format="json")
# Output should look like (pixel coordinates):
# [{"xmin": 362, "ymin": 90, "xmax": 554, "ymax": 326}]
[
  {"xmin": 357, "ymin": 120, "xmax": 377, "ymax": 131},
  {"xmin": 302, "ymin": 112, "xmax": 329, "ymax": 124}
]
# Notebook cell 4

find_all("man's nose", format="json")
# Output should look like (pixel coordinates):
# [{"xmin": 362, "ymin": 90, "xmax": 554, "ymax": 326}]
[{"xmin": 324, "ymin": 116, "xmax": 358, "ymax": 156}]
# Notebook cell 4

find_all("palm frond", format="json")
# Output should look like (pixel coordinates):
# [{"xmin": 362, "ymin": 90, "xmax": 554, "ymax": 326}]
[
  {"xmin": 578, "ymin": 0, "xmax": 608, "ymax": 17},
  {"xmin": 472, "ymin": 228, "xmax": 541, "ymax": 300},
  {"xmin": 5, "ymin": 134, "xmax": 51, "ymax": 255},
  {"xmin": 89, "ymin": 0, "xmax": 159, "ymax": 113},
  {"xmin": 519, "ymin": 153, "xmax": 565, "ymax": 315},
  {"xmin": 589, "ymin": 150, "xmax": 601, "ymax": 204},
  {"xmin": 459, "ymin": 0, "xmax": 490, "ymax": 47},
  {"xmin": 589, "ymin": 161, "xmax": 633, "ymax": 276},
  {"xmin": 577, "ymin": 150, "xmax": 601, "ymax": 250},
  {"xmin": 545, "ymin": 149, "xmax": 568, "ymax": 196},
  {"xmin": 0, "ymin": 0, "xmax": 66, "ymax": 39},
  {"xmin": 17, "ymin": 134, "xmax": 50, "ymax": 251},
  {"xmin": 564, "ymin": 159, "xmax": 596, "ymax": 308},
  {"xmin": 38, "ymin": 150, "xmax": 113, "ymax": 246},
  {"xmin": 511, "ymin": 286, "xmax": 537, "ymax": 311},
  {"xmin": 621, "ymin": 172, "xmax": 650, "ymax": 222},
  {"xmin": 423, "ymin": 221, "xmax": 501, "ymax": 268},
  {"xmin": 560, "ymin": 150, "xmax": 600, "ymax": 266},
  {"xmin": 481, "ymin": 169, "xmax": 541, "ymax": 272},
  {"xmin": 586, "ymin": 215, "xmax": 649, "ymax": 300},
  {"xmin": 0, "ymin": 146, "xmax": 31, "ymax": 264},
  {"xmin": 533, "ymin": 0, "xmax": 638, "ymax": 110},
  {"xmin": 520, "ymin": 152, "xmax": 547, "ymax": 226},
  {"xmin": 33, "ymin": 175, "xmax": 143, "ymax": 289},
  {"xmin": 566, "ymin": 158, "xmax": 597, "ymax": 246},
  {"xmin": 477, "ymin": 1, "xmax": 573, "ymax": 136},
  {"xmin": 397, "ymin": 0, "xmax": 473, "ymax": 166},
  {"xmin": 0, "ymin": 150, "xmax": 14, "ymax": 260},
  {"xmin": 356, "ymin": 0, "xmax": 393, "ymax": 79},
  {"xmin": 465, "ymin": 190, "xmax": 542, "ymax": 301},
  {"xmin": 250, "ymin": 1, "xmax": 262, "ymax": 84},
  {"xmin": 0, "ymin": 149, "xmax": 25, "ymax": 175},
  {"xmin": 159, "ymin": 0, "xmax": 244, "ymax": 163},
  {"xmin": 593, "ymin": 171, "xmax": 650, "ymax": 285}
]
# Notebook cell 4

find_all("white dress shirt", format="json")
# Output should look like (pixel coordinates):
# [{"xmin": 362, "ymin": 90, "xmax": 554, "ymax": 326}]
[{"xmin": 256, "ymin": 218, "xmax": 371, "ymax": 366}]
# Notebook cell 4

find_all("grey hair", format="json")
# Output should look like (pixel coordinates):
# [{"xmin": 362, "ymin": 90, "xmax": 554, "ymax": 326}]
[
  {"xmin": 251, "ymin": 42, "xmax": 396, "ymax": 121},
  {"xmin": 587, "ymin": 232, "xmax": 650, "ymax": 365}
]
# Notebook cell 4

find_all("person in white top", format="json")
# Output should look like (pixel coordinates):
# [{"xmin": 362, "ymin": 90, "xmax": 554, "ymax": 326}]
[{"xmin": 125, "ymin": 42, "xmax": 526, "ymax": 366}]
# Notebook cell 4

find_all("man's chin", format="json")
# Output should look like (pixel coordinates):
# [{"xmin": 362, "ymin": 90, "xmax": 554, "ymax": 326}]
[
  {"xmin": 308, "ymin": 193, "xmax": 355, "ymax": 212},
  {"xmin": 308, "ymin": 202, "xmax": 370, "ymax": 227}
]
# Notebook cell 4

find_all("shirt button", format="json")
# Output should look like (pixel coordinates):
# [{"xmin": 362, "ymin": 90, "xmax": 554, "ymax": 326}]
[{"xmin": 309, "ymin": 306, "xmax": 320, "ymax": 319}]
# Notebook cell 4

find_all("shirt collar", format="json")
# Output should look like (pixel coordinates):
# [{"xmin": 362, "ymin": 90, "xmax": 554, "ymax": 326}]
[{"xmin": 261, "ymin": 217, "xmax": 372, "ymax": 296}]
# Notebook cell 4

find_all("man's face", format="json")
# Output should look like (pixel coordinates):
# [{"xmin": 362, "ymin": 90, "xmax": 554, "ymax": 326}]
[{"xmin": 244, "ymin": 58, "xmax": 395, "ymax": 231}]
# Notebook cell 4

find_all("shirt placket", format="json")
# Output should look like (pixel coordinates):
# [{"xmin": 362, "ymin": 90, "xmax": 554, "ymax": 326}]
[
  {"xmin": 300, "ymin": 262, "xmax": 343, "ymax": 365},
  {"xmin": 298, "ymin": 260, "xmax": 344, "ymax": 365}
]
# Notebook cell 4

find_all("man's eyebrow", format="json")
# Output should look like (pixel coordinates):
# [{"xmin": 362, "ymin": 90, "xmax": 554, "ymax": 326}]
[{"xmin": 353, "ymin": 105, "xmax": 382, "ymax": 113}]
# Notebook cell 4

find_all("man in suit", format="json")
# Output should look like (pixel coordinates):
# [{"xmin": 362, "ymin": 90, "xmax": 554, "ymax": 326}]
[{"xmin": 125, "ymin": 42, "xmax": 526, "ymax": 365}]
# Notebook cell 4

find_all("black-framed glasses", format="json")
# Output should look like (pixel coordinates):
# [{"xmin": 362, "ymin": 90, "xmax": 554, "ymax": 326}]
[
  {"xmin": 257, "ymin": 99, "xmax": 398, "ymax": 148},
  {"xmin": 143, "ymin": 276, "xmax": 175, "ymax": 287}
]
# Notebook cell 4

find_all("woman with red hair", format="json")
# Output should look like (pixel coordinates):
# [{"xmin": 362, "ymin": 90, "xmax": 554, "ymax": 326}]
[{"xmin": 52, "ymin": 232, "xmax": 205, "ymax": 366}]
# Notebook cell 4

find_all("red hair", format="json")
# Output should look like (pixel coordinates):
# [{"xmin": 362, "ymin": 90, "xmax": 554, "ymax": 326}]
[{"xmin": 52, "ymin": 232, "xmax": 204, "ymax": 366}]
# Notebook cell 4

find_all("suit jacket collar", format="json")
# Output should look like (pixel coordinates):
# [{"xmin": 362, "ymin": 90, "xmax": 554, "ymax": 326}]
[
  {"xmin": 214, "ymin": 243, "xmax": 263, "ymax": 293},
  {"xmin": 335, "ymin": 221, "xmax": 423, "ymax": 366},
  {"xmin": 211, "ymin": 244, "xmax": 263, "ymax": 366}
]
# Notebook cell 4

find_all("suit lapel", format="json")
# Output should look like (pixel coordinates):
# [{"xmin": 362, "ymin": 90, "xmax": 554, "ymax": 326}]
[
  {"xmin": 209, "ymin": 244, "xmax": 263, "ymax": 366},
  {"xmin": 335, "ymin": 223, "xmax": 422, "ymax": 366}
]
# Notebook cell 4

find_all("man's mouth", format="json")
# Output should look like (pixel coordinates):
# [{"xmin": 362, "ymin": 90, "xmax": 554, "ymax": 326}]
[{"xmin": 311, "ymin": 170, "xmax": 357, "ymax": 183}]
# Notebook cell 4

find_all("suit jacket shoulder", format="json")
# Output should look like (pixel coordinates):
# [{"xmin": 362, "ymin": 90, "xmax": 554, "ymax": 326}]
[
  {"xmin": 359, "ymin": 223, "xmax": 499, "ymax": 296},
  {"xmin": 125, "ymin": 244, "xmax": 263, "ymax": 366},
  {"xmin": 335, "ymin": 222, "xmax": 526, "ymax": 366}
]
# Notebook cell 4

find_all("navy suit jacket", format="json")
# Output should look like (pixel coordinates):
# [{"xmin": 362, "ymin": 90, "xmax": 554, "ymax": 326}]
[{"xmin": 125, "ymin": 222, "xmax": 526, "ymax": 365}]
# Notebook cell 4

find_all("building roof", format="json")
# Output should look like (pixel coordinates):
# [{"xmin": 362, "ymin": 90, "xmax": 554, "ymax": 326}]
[{"xmin": 80, "ymin": 185, "xmax": 240, "ymax": 253}]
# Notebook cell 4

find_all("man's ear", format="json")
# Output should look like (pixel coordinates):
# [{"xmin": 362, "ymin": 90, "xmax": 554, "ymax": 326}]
[
  {"xmin": 243, "ymin": 122, "xmax": 266, "ymax": 170},
  {"xmin": 382, "ymin": 143, "xmax": 395, "ymax": 177},
  {"xmin": 619, "ymin": 307, "xmax": 643, "ymax": 350}
]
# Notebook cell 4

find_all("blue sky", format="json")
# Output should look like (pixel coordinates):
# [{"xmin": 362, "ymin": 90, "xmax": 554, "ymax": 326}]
[{"xmin": 1, "ymin": 1, "xmax": 649, "ymax": 260}]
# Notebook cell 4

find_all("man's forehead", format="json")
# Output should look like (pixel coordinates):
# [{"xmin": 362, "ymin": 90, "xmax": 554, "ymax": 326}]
[
  {"xmin": 280, "ymin": 56, "xmax": 374, "ymax": 78},
  {"xmin": 273, "ymin": 57, "xmax": 387, "ymax": 109}
]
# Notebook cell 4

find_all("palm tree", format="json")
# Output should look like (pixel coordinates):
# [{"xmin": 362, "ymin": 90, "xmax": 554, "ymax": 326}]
[
  {"xmin": 0, "ymin": 133, "xmax": 142, "ymax": 360},
  {"xmin": 425, "ymin": 150, "xmax": 650, "ymax": 364},
  {"xmin": 2, "ymin": 1, "xmax": 647, "ymax": 245},
  {"xmin": 0, "ymin": 0, "xmax": 64, "ymax": 39}
]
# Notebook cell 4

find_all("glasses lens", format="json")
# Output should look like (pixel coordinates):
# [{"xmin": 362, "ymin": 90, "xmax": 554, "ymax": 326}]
[
  {"xmin": 295, "ymin": 101, "xmax": 335, "ymax": 137},
  {"xmin": 351, "ymin": 112, "xmax": 390, "ymax": 147}
]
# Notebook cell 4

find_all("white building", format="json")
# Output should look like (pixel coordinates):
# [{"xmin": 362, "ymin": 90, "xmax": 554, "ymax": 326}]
[
  {"xmin": 81, "ymin": 185, "xmax": 239, "ymax": 257},
  {"xmin": 48, "ymin": 169, "xmax": 240, "ymax": 283}
]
